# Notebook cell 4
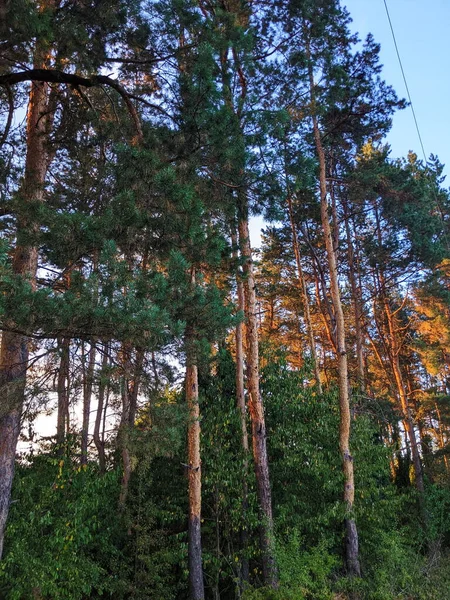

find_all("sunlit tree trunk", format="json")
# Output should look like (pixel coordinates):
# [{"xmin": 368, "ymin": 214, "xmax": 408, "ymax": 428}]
[
  {"xmin": 373, "ymin": 206, "xmax": 425, "ymax": 496},
  {"xmin": 186, "ymin": 266, "xmax": 205, "ymax": 600},
  {"xmin": 232, "ymin": 231, "xmax": 250, "ymax": 590},
  {"xmin": 238, "ymin": 207, "xmax": 278, "ymax": 587},
  {"xmin": 307, "ymin": 37, "xmax": 360, "ymax": 576}
]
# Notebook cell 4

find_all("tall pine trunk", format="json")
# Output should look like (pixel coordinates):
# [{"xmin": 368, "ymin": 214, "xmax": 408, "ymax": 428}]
[
  {"xmin": 185, "ymin": 267, "xmax": 205, "ymax": 600},
  {"xmin": 0, "ymin": 63, "xmax": 51, "ymax": 558},
  {"xmin": 238, "ymin": 207, "xmax": 278, "ymax": 587},
  {"xmin": 308, "ymin": 42, "xmax": 361, "ymax": 576},
  {"xmin": 232, "ymin": 231, "xmax": 250, "ymax": 590}
]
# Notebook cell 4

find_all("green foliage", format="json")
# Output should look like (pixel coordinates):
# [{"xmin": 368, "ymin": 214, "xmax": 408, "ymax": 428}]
[{"xmin": 0, "ymin": 451, "xmax": 125, "ymax": 599}]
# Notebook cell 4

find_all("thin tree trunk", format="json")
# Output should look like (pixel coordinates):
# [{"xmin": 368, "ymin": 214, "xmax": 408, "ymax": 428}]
[
  {"xmin": 286, "ymin": 195, "xmax": 322, "ymax": 392},
  {"xmin": 434, "ymin": 402, "xmax": 449, "ymax": 473},
  {"xmin": 385, "ymin": 306, "xmax": 424, "ymax": 494},
  {"xmin": 118, "ymin": 345, "xmax": 144, "ymax": 508},
  {"xmin": 238, "ymin": 209, "xmax": 278, "ymax": 588},
  {"xmin": 0, "ymin": 52, "xmax": 52, "ymax": 559},
  {"xmin": 94, "ymin": 344, "xmax": 108, "ymax": 473},
  {"xmin": 307, "ymin": 37, "xmax": 360, "ymax": 576},
  {"xmin": 342, "ymin": 200, "xmax": 365, "ymax": 392},
  {"xmin": 215, "ymin": 1, "xmax": 277, "ymax": 583},
  {"xmin": 373, "ymin": 205, "xmax": 425, "ymax": 496},
  {"xmin": 186, "ymin": 269, "xmax": 205, "ymax": 600},
  {"xmin": 56, "ymin": 337, "xmax": 70, "ymax": 450},
  {"xmin": 232, "ymin": 231, "xmax": 250, "ymax": 591},
  {"xmin": 81, "ymin": 342, "xmax": 96, "ymax": 466}
]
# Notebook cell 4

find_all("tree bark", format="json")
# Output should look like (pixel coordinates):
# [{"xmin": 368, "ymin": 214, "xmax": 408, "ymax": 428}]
[{"xmin": 238, "ymin": 210, "xmax": 278, "ymax": 588}]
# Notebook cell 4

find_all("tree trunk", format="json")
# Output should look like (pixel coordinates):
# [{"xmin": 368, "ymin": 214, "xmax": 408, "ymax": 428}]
[
  {"xmin": 286, "ymin": 195, "xmax": 322, "ymax": 392},
  {"xmin": 186, "ymin": 311, "xmax": 205, "ymax": 600},
  {"xmin": 0, "ymin": 58, "xmax": 52, "ymax": 559},
  {"xmin": 94, "ymin": 344, "xmax": 108, "ymax": 474},
  {"xmin": 81, "ymin": 342, "xmax": 96, "ymax": 466},
  {"xmin": 118, "ymin": 345, "xmax": 144, "ymax": 508},
  {"xmin": 307, "ymin": 39, "xmax": 360, "ymax": 576},
  {"xmin": 238, "ymin": 210, "xmax": 278, "ymax": 588},
  {"xmin": 434, "ymin": 402, "xmax": 449, "ymax": 473},
  {"xmin": 232, "ymin": 232, "xmax": 250, "ymax": 591},
  {"xmin": 342, "ymin": 199, "xmax": 365, "ymax": 392},
  {"xmin": 373, "ymin": 205, "xmax": 425, "ymax": 496},
  {"xmin": 384, "ymin": 302, "xmax": 424, "ymax": 494},
  {"xmin": 56, "ymin": 338, "xmax": 70, "ymax": 450}
]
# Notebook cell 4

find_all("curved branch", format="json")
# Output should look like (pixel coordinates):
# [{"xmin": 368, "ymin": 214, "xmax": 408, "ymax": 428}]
[{"xmin": 0, "ymin": 69, "xmax": 143, "ymax": 144}]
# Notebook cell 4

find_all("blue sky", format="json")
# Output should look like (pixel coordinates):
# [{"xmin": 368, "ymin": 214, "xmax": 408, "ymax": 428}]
[
  {"xmin": 344, "ymin": 0, "xmax": 450, "ymax": 179},
  {"xmin": 250, "ymin": 0, "xmax": 450, "ymax": 247}
]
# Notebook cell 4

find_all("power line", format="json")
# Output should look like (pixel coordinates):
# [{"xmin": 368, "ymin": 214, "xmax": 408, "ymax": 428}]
[
  {"xmin": 383, "ymin": 0, "xmax": 450, "ymax": 251},
  {"xmin": 383, "ymin": 0, "xmax": 428, "ymax": 164}
]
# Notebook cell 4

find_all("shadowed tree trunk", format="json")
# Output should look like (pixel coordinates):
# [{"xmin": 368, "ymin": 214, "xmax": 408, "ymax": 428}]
[
  {"xmin": 342, "ymin": 199, "xmax": 366, "ymax": 392},
  {"xmin": 93, "ymin": 344, "xmax": 109, "ymax": 474},
  {"xmin": 0, "ymin": 52, "xmax": 53, "ymax": 558},
  {"xmin": 56, "ymin": 338, "xmax": 70, "ymax": 450},
  {"xmin": 81, "ymin": 342, "xmax": 96, "ymax": 466},
  {"xmin": 118, "ymin": 345, "xmax": 144, "ymax": 508}
]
